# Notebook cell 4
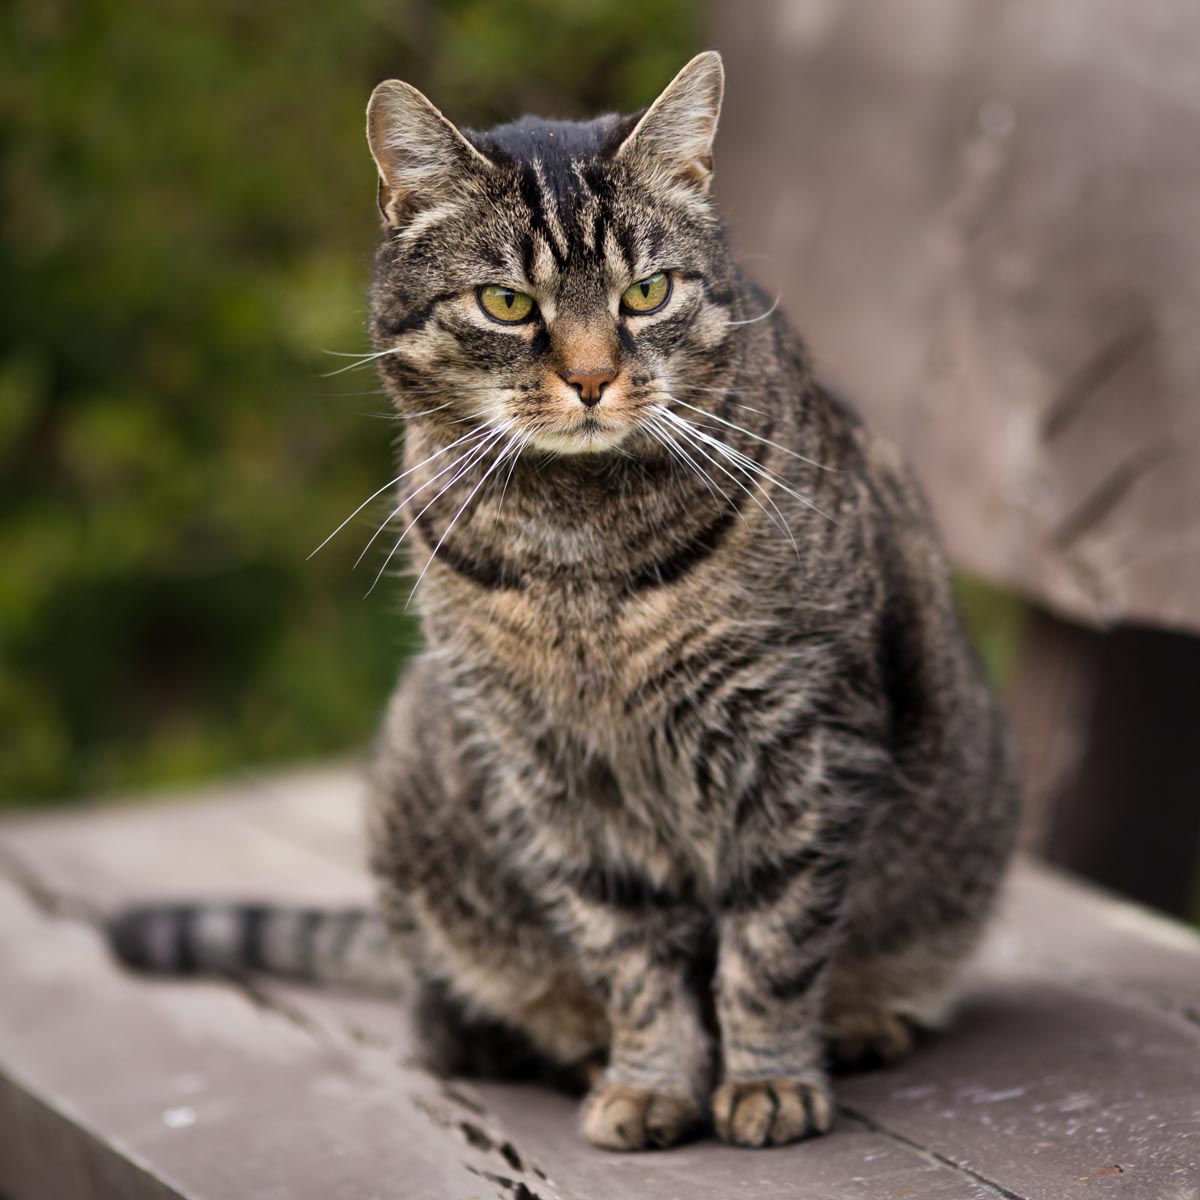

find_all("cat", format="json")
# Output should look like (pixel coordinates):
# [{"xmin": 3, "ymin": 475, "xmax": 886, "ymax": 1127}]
[{"xmin": 110, "ymin": 51, "xmax": 1018, "ymax": 1151}]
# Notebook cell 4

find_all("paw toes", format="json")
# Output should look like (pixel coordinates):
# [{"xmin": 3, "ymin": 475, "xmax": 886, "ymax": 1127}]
[
  {"xmin": 581, "ymin": 1082, "xmax": 702, "ymax": 1151},
  {"xmin": 712, "ymin": 1078, "xmax": 834, "ymax": 1147}
]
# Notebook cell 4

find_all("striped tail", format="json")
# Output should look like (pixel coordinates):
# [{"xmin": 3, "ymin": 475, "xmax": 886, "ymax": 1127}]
[{"xmin": 107, "ymin": 902, "xmax": 407, "ymax": 995}]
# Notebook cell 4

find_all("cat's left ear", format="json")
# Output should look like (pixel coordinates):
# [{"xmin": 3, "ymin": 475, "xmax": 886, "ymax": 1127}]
[{"xmin": 615, "ymin": 51, "xmax": 724, "ymax": 192}]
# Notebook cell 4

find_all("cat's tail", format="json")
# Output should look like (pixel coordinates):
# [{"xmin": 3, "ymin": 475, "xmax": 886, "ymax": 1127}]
[{"xmin": 106, "ymin": 902, "xmax": 409, "ymax": 995}]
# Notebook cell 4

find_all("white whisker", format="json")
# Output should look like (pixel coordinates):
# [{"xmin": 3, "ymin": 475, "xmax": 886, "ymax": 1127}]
[
  {"xmin": 318, "ymin": 347, "xmax": 403, "ymax": 377},
  {"xmin": 308, "ymin": 425, "xmax": 490, "ymax": 561},
  {"xmin": 402, "ymin": 424, "xmax": 520, "ymax": 604},
  {"xmin": 645, "ymin": 415, "xmax": 727, "ymax": 508},
  {"xmin": 496, "ymin": 426, "xmax": 539, "ymax": 514},
  {"xmin": 667, "ymin": 396, "xmax": 834, "ymax": 472},
  {"xmin": 670, "ymin": 383, "xmax": 772, "ymax": 421},
  {"xmin": 722, "ymin": 293, "xmax": 781, "ymax": 327},
  {"xmin": 663, "ymin": 407, "xmax": 837, "ymax": 529},
  {"xmin": 365, "ymin": 424, "xmax": 509, "ymax": 595},
  {"xmin": 358, "ymin": 424, "xmax": 502, "ymax": 575},
  {"xmin": 655, "ymin": 407, "xmax": 801, "ymax": 555},
  {"xmin": 362, "ymin": 403, "xmax": 453, "ymax": 421}
]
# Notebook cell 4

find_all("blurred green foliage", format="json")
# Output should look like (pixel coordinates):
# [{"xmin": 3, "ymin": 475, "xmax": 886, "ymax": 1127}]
[
  {"xmin": 953, "ymin": 575, "xmax": 1027, "ymax": 690},
  {"xmin": 0, "ymin": 0, "xmax": 1021, "ymax": 809},
  {"xmin": 0, "ymin": 0, "xmax": 696, "ymax": 804}
]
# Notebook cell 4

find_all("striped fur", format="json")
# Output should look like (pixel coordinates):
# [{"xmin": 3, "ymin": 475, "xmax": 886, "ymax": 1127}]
[
  {"xmin": 109, "ymin": 903, "xmax": 406, "ymax": 994},
  {"xmin": 361, "ymin": 52, "xmax": 1018, "ymax": 1151},
  {"xmin": 110, "ymin": 53, "xmax": 1018, "ymax": 1153}
]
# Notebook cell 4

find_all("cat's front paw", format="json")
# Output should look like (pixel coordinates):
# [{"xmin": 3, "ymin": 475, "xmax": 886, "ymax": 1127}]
[
  {"xmin": 581, "ymin": 1081, "xmax": 704, "ymax": 1151},
  {"xmin": 826, "ymin": 1009, "xmax": 915, "ymax": 1069},
  {"xmin": 712, "ymin": 1077, "xmax": 834, "ymax": 1148}
]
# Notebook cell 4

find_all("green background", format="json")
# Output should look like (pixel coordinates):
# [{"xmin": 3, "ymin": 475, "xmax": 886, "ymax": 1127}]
[{"xmin": 0, "ymin": 0, "xmax": 1020, "ymax": 807}]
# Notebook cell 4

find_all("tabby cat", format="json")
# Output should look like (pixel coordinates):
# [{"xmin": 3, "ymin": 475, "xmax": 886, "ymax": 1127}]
[{"xmin": 111, "ymin": 52, "xmax": 1017, "ymax": 1151}]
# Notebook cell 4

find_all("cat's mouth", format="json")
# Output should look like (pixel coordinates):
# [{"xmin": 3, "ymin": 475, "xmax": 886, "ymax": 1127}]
[{"xmin": 528, "ymin": 415, "xmax": 632, "ymax": 456}]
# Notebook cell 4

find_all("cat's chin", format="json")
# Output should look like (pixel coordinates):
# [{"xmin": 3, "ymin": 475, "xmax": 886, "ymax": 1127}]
[{"xmin": 529, "ymin": 424, "xmax": 632, "ymax": 456}]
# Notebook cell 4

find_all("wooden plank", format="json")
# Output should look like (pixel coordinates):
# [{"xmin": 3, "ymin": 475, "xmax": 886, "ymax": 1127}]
[
  {"xmin": 0, "ymin": 791, "xmax": 1009, "ymax": 1199},
  {"xmin": 829, "ymin": 865, "xmax": 1200, "ymax": 1198},
  {"xmin": 0, "ymin": 1064, "xmax": 185, "ymax": 1200},
  {"xmin": 0, "ymin": 765, "xmax": 373, "ymax": 909},
  {"xmin": 0, "ymin": 877, "xmax": 525, "ymax": 1200},
  {"xmin": 995, "ymin": 859, "xmax": 1200, "ymax": 1015},
  {"xmin": 254, "ymin": 984, "xmax": 1013, "ymax": 1199},
  {"xmin": 712, "ymin": 0, "xmax": 1200, "ymax": 633},
  {"xmin": 840, "ymin": 972, "xmax": 1200, "ymax": 1200},
  {"xmin": 3, "ymin": 769, "xmax": 1200, "ymax": 1199},
  {"xmin": 466, "ymin": 1082, "xmax": 1006, "ymax": 1200}
]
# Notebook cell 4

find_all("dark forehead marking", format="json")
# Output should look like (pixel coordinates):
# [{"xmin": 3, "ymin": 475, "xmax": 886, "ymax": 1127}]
[
  {"xmin": 515, "ymin": 162, "xmax": 566, "ymax": 268},
  {"xmin": 472, "ymin": 114, "xmax": 639, "ymax": 216},
  {"xmin": 468, "ymin": 113, "xmax": 645, "ymax": 275},
  {"xmin": 469, "ymin": 114, "xmax": 639, "ymax": 173}
]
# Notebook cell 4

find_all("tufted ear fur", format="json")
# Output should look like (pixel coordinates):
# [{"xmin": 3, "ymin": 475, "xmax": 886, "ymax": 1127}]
[
  {"xmin": 614, "ymin": 51, "xmax": 725, "ymax": 192},
  {"xmin": 366, "ymin": 80, "xmax": 494, "ymax": 226}
]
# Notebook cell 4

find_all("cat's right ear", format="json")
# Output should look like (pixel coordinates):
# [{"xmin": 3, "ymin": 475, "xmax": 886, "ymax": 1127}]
[{"xmin": 366, "ymin": 80, "xmax": 493, "ymax": 227}]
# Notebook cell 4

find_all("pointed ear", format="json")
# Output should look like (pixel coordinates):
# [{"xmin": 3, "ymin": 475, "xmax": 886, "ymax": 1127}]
[
  {"xmin": 615, "ymin": 51, "xmax": 724, "ymax": 192},
  {"xmin": 366, "ymin": 80, "xmax": 493, "ymax": 227}
]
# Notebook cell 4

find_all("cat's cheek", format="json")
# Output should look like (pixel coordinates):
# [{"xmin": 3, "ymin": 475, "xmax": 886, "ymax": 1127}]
[
  {"xmin": 689, "ymin": 304, "xmax": 737, "ymax": 353},
  {"xmin": 431, "ymin": 313, "xmax": 537, "ymax": 374},
  {"xmin": 634, "ymin": 315, "xmax": 704, "ymax": 363}
]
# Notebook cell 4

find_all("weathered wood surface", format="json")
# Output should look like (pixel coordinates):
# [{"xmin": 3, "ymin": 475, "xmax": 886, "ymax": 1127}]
[
  {"xmin": 1, "ymin": 766, "xmax": 1199, "ymax": 1199},
  {"xmin": 714, "ymin": 0, "xmax": 1200, "ymax": 633}
]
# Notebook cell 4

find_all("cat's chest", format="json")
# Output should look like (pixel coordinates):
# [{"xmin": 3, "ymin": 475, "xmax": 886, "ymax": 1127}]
[
  {"xmin": 451, "ymin": 561, "xmax": 742, "ymax": 735},
  {"xmin": 514, "ymin": 695, "xmax": 725, "ymax": 893},
  {"xmin": 455, "ymin": 577, "xmax": 641, "ymax": 724},
  {"xmin": 430, "ymin": 571, "xmax": 742, "ymax": 886}
]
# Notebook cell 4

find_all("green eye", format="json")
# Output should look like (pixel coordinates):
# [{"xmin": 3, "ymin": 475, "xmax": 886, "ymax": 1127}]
[
  {"xmin": 621, "ymin": 272, "xmax": 671, "ymax": 314},
  {"xmin": 478, "ymin": 285, "xmax": 535, "ymax": 324}
]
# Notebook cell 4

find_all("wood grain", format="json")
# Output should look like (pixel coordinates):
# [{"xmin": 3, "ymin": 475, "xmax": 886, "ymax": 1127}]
[{"xmin": 2, "ymin": 768, "xmax": 1198, "ymax": 1198}]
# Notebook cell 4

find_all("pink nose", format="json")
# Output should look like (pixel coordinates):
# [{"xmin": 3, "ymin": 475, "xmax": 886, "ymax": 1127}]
[{"xmin": 565, "ymin": 368, "xmax": 616, "ymax": 408}]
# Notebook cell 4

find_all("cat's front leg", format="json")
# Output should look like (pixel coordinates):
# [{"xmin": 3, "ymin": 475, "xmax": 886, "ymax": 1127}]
[
  {"xmin": 561, "ymin": 884, "xmax": 714, "ymax": 1151},
  {"xmin": 713, "ymin": 807, "xmax": 860, "ymax": 1147}
]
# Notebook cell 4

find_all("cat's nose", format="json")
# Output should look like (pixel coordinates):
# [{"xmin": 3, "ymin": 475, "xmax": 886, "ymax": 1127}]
[{"xmin": 564, "ymin": 368, "xmax": 616, "ymax": 408}]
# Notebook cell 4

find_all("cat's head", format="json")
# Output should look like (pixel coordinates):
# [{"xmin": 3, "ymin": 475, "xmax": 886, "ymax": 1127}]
[{"xmin": 366, "ymin": 52, "xmax": 739, "ymax": 456}]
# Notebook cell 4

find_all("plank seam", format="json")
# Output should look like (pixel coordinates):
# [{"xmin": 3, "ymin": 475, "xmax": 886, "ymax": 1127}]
[
  {"xmin": 0, "ymin": 840, "xmax": 104, "ymax": 925},
  {"xmin": 841, "ymin": 1105, "xmax": 1032, "ymax": 1200}
]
